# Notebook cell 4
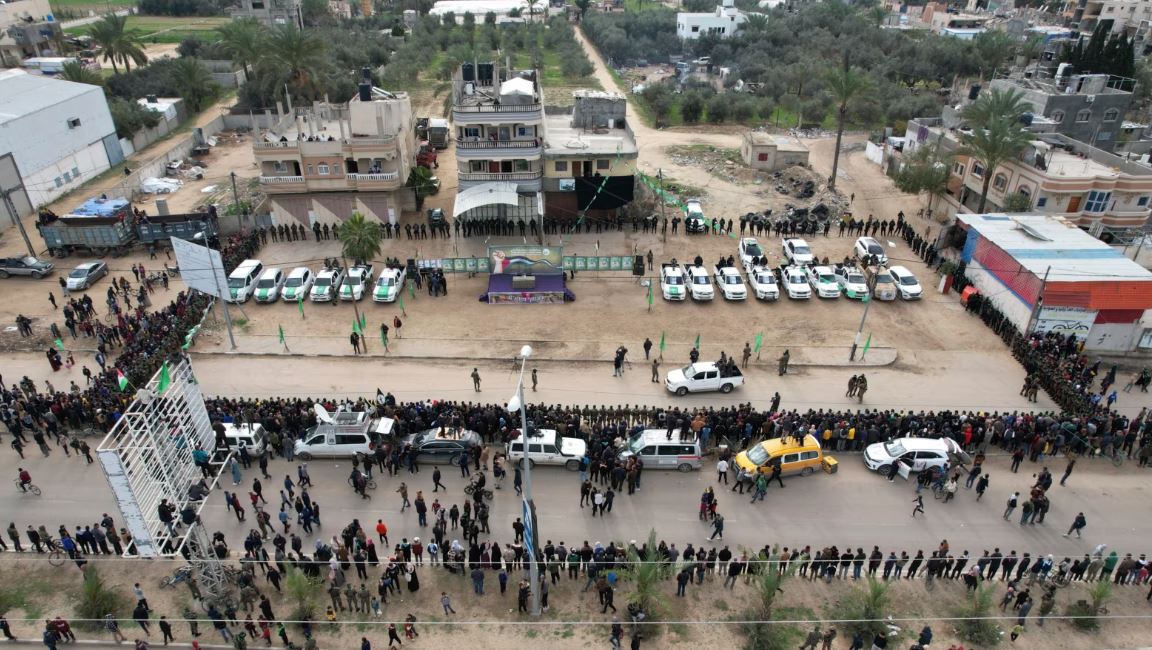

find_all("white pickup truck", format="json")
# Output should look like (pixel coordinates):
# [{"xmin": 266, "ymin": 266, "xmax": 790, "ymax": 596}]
[
  {"xmin": 713, "ymin": 264, "xmax": 747, "ymax": 300},
  {"xmin": 666, "ymin": 361, "xmax": 745, "ymax": 395}
]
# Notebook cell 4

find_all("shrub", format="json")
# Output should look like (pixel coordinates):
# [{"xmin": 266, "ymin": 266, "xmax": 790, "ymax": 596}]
[
  {"xmin": 833, "ymin": 577, "xmax": 891, "ymax": 640},
  {"xmin": 953, "ymin": 584, "xmax": 1002, "ymax": 647},
  {"xmin": 681, "ymin": 93, "xmax": 704, "ymax": 124},
  {"xmin": 74, "ymin": 567, "xmax": 131, "ymax": 632}
]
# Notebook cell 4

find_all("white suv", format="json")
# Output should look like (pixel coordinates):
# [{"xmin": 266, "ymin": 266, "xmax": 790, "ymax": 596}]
[{"xmin": 888, "ymin": 265, "xmax": 923, "ymax": 300}]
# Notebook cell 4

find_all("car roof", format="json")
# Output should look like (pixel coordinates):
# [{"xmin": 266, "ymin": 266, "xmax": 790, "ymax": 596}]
[
  {"xmin": 288, "ymin": 267, "xmax": 311, "ymax": 278},
  {"xmin": 77, "ymin": 261, "xmax": 102, "ymax": 270},
  {"xmin": 786, "ymin": 238, "xmax": 809, "ymax": 245},
  {"xmin": 258, "ymin": 268, "xmax": 281, "ymax": 278},
  {"xmin": 757, "ymin": 434, "xmax": 822, "ymax": 456},
  {"xmin": 318, "ymin": 269, "xmax": 341, "ymax": 277},
  {"xmin": 634, "ymin": 429, "xmax": 698, "ymax": 444},
  {"xmin": 687, "ymin": 265, "xmax": 708, "ymax": 275},
  {"xmin": 857, "ymin": 236, "xmax": 879, "ymax": 245},
  {"xmin": 884, "ymin": 437, "xmax": 949, "ymax": 451},
  {"xmin": 741, "ymin": 237, "xmax": 759, "ymax": 246},
  {"xmin": 381, "ymin": 267, "xmax": 403, "ymax": 276},
  {"xmin": 888, "ymin": 265, "xmax": 911, "ymax": 275}
]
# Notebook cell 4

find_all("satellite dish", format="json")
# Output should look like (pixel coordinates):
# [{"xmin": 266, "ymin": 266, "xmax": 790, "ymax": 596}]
[{"xmin": 313, "ymin": 404, "xmax": 333, "ymax": 424}]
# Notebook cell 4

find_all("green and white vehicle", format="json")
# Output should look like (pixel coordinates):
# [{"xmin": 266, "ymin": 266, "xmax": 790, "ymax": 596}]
[
  {"xmin": 660, "ymin": 262, "xmax": 687, "ymax": 301},
  {"xmin": 253, "ymin": 267, "xmax": 285, "ymax": 303},
  {"xmin": 310, "ymin": 268, "xmax": 344, "ymax": 303},
  {"xmin": 281, "ymin": 267, "xmax": 315, "ymax": 303},
  {"xmin": 372, "ymin": 266, "xmax": 407, "ymax": 303},
  {"xmin": 339, "ymin": 264, "xmax": 374, "ymax": 302}
]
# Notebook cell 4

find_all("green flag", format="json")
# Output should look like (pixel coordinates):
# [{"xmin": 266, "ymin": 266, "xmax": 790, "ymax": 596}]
[
  {"xmin": 647, "ymin": 282, "xmax": 653, "ymax": 305},
  {"xmin": 278, "ymin": 324, "xmax": 285, "ymax": 345},
  {"xmin": 297, "ymin": 294, "xmax": 304, "ymax": 316},
  {"xmin": 862, "ymin": 333, "xmax": 873, "ymax": 358},
  {"xmin": 399, "ymin": 294, "xmax": 404, "ymax": 311},
  {"xmin": 360, "ymin": 312, "xmax": 367, "ymax": 330},
  {"xmin": 381, "ymin": 328, "xmax": 389, "ymax": 346},
  {"xmin": 352, "ymin": 319, "xmax": 362, "ymax": 335},
  {"xmin": 54, "ymin": 338, "xmax": 65, "ymax": 351},
  {"xmin": 658, "ymin": 331, "xmax": 666, "ymax": 351},
  {"xmin": 156, "ymin": 361, "xmax": 171, "ymax": 394},
  {"xmin": 754, "ymin": 332, "xmax": 763, "ymax": 353},
  {"xmin": 408, "ymin": 280, "xmax": 415, "ymax": 299},
  {"xmin": 693, "ymin": 333, "xmax": 701, "ymax": 350}
]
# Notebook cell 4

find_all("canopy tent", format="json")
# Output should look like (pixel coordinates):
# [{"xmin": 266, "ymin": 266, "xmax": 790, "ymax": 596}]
[
  {"xmin": 453, "ymin": 182, "xmax": 542, "ymax": 218},
  {"xmin": 499, "ymin": 77, "xmax": 535, "ymax": 97}
]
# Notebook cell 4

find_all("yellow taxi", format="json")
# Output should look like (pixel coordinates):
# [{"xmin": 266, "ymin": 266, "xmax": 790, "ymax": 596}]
[{"xmin": 734, "ymin": 434, "xmax": 835, "ymax": 477}]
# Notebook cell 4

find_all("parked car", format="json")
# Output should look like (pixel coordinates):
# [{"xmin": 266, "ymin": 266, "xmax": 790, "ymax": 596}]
[
  {"xmin": 684, "ymin": 200, "xmax": 708, "ymax": 233},
  {"xmin": 713, "ymin": 265, "xmax": 747, "ymax": 300},
  {"xmin": 738, "ymin": 237, "xmax": 765, "ymax": 269},
  {"xmin": 660, "ymin": 262, "xmax": 687, "ymax": 301},
  {"xmin": 310, "ymin": 267, "xmax": 345, "ymax": 302},
  {"xmin": 372, "ymin": 267, "xmax": 407, "ymax": 303},
  {"xmin": 834, "ymin": 264, "xmax": 869, "ymax": 300},
  {"xmin": 781, "ymin": 265, "xmax": 811, "ymax": 299},
  {"xmin": 617, "ymin": 429, "xmax": 701, "ymax": 472},
  {"xmin": 0, "ymin": 256, "xmax": 54, "ymax": 280},
  {"xmin": 683, "ymin": 263, "xmax": 715, "ymax": 301},
  {"xmin": 665, "ymin": 361, "xmax": 744, "ymax": 395},
  {"xmin": 863, "ymin": 437, "xmax": 970, "ymax": 477},
  {"xmin": 253, "ymin": 267, "xmax": 285, "ymax": 303},
  {"xmin": 735, "ymin": 434, "xmax": 829, "ymax": 477},
  {"xmin": 782, "ymin": 238, "xmax": 814, "ymax": 266},
  {"xmin": 64, "ymin": 261, "xmax": 107, "ymax": 290},
  {"xmin": 888, "ymin": 265, "xmax": 923, "ymax": 300},
  {"xmin": 281, "ymin": 267, "xmax": 315, "ymax": 303},
  {"xmin": 865, "ymin": 267, "xmax": 897, "ymax": 301},
  {"xmin": 401, "ymin": 429, "xmax": 483, "ymax": 465},
  {"xmin": 506, "ymin": 428, "xmax": 587, "ymax": 470},
  {"xmin": 748, "ymin": 265, "xmax": 780, "ymax": 301},
  {"xmin": 806, "ymin": 265, "xmax": 841, "ymax": 299},
  {"xmin": 854, "ymin": 236, "xmax": 888, "ymax": 266},
  {"xmin": 340, "ymin": 264, "xmax": 374, "ymax": 301}
]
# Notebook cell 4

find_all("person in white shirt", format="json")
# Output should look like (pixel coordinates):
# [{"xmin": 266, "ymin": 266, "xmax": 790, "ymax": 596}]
[{"xmin": 716, "ymin": 459, "xmax": 729, "ymax": 484}]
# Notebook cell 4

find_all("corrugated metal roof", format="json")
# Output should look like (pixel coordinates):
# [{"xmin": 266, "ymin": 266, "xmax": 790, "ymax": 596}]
[
  {"xmin": 0, "ymin": 69, "xmax": 101, "ymax": 126},
  {"xmin": 956, "ymin": 213, "xmax": 1152, "ymax": 283}
]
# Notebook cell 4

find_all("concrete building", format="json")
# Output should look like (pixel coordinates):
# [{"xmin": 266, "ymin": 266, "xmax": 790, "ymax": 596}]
[
  {"xmin": 230, "ymin": 0, "xmax": 302, "ymax": 28},
  {"xmin": 0, "ymin": 69, "xmax": 122, "ymax": 209},
  {"xmin": 989, "ymin": 74, "xmax": 1134, "ymax": 152},
  {"xmin": 957, "ymin": 212, "xmax": 1152, "ymax": 352},
  {"xmin": 741, "ymin": 132, "xmax": 809, "ymax": 171},
  {"xmin": 541, "ymin": 90, "xmax": 638, "ymax": 222},
  {"xmin": 905, "ymin": 117, "xmax": 1152, "ymax": 236},
  {"xmin": 451, "ymin": 63, "xmax": 545, "ymax": 223},
  {"xmin": 254, "ymin": 73, "xmax": 416, "ymax": 226},
  {"xmin": 676, "ymin": 0, "xmax": 749, "ymax": 40},
  {"xmin": 919, "ymin": 2, "xmax": 988, "ymax": 39},
  {"xmin": 0, "ymin": 0, "xmax": 60, "ymax": 66}
]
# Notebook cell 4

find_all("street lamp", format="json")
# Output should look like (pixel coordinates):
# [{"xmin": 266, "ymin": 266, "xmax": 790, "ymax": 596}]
[{"xmin": 506, "ymin": 344, "xmax": 541, "ymax": 616}]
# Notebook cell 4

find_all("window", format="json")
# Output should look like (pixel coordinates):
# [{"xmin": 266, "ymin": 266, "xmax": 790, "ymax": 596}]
[
  {"xmin": 1085, "ymin": 190, "xmax": 1111, "ymax": 212},
  {"xmin": 71, "ymin": 166, "xmax": 80, "ymax": 177},
  {"xmin": 273, "ymin": 161, "xmax": 286, "ymax": 173},
  {"xmin": 971, "ymin": 163, "xmax": 984, "ymax": 178},
  {"xmin": 306, "ymin": 164, "xmax": 314, "ymax": 175},
  {"xmin": 596, "ymin": 159, "xmax": 610, "ymax": 170},
  {"xmin": 470, "ymin": 161, "xmax": 487, "ymax": 172},
  {"xmin": 462, "ymin": 127, "xmax": 480, "ymax": 139},
  {"xmin": 993, "ymin": 173, "xmax": 1008, "ymax": 191},
  {"xmin": 758, "ymin": 153, "xmax": 769, "ymax": 161},
  {"xmin": 63, "ymin": 171, "xmax": 71, "ymax": 182},
  {"xmin": 66, "ymin": 118, "xmax": 81, "ymax": 128},
  {"xmin": 335, "ymin": 434, "xmax": 366, "ymax": 445},
  {"xmin": 782, "ymin": 453, "xmax": 799, "ymax": 464},
  {"xmin": 1104, "ymin": 108, "xmax": 1120, "ymax": 122},
  {"xmin": 1139, "ymin": 196, "xmax": 1149, "ymax": 207},
  {"xmin": 318, "ymin": 164, "xmax": 329, "ymax": 175},
  {"xmin": 54, "ymin": 177, "xmax": 63, "ymax": 188},
  {"xmin": 953, "ymin": 163, "xmax": 965, "ymax": 176},
  {"xmin": 528, "ymin": 444, "xmax": 542, "ymax": 454},
  {"xmin": 554, "ymin": 161, "xmax": 568, "ymax": 172},
  {"xmin": 1036, "ymin": 197, "xmax": 1048, "ymax": 208},
  {"xmin": 692, "ymin": 25, "xmax": 699, "ymax": 32},
  {"xmin": 1076, "ymin": 109, "xmax": 1092, "ymax": 122},
  {"xmin": 1018, "ymin": 185, "xmax": 1032, "ymax": 198},
  {"xmin": 516, "ymin": 126, "xmax": 533, "ymax": 138},
  {"xmin": 800, "ymin": 451, "xmax": 820, "ymax": 461},
  {"xmin": 333, "ymin": 162, "xmax": 341, "ymax": 174},
  {"xmin": 514, "ymin": 159, "xmax": 530, "ymax": 172},
  {"xmin": 1050, "ymin": 110, "xmax": 1065, "ymax": 123}
]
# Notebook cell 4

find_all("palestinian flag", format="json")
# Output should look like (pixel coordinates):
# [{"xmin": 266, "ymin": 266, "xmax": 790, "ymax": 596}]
[{"xmin": 116, "ymin": 369, "xmax": 129, "ymax": 392}]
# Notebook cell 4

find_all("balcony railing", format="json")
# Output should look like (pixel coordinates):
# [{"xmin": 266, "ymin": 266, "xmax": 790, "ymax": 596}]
[
  {"xmin": 254, "ymin": 141, "xmax": 293, "ymax": 150},
  {"xmin": 348, "ymin": 136, "xmax": 398, "ymax": 146},
  {"xmin": 459, "ymin": 170, "xmax": 543, "ymax": 182},
  {"xmin": 454, "ymin": 103, "xmax": 542, "ymax": 113},
  {"xmin": 259, "ymin": 175, "xmax": 305, "ymax": 184},
  {"xmin": 348, "ymin": 172, "xmax": 401, "ymax": 182},
  {"xmin": 456, "ymin": 139, "xmax": 541, "ymax": 150}
]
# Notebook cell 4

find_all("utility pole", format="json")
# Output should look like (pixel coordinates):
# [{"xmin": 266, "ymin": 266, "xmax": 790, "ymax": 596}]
[
  {"xmin": 508, "ymin": 346, "xmax": 541, "ymax": 616},
  {"xmin": 230, "ymin": 171, "xmax": 245, "ymax": 227},
  {"xmin": 1025, "ymin": 266, "xmax": 1051, "ymax": 335},
  {"xmin": 1, "ymin": 188, "xmax": 36, "ymax": 258},
  {"xmin": 848, "ymin": 274, "xmax": 876, "ymax": 361},
  {"xmin": 658, "ymin": 168, "xmax": 667, "ymax": 243}
]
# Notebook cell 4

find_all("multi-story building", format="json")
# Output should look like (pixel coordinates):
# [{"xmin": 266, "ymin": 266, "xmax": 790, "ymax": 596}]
[
  {"xmin": 676, "ymin": 0, "xmax": 749, "ymax": 40},
  {"xmin": 230, "ymin": 0, "xmax": 302, "ymax": 28},
  {"xmin": 541, "ymin": 90, "xmax": 638, "ymax": 221},
  {"xmin": 450, "ymin": 62, "xmax": 545, "ymax": 223},
  {"xmin": 989, "ymin": 74, "xmax": 1134, "ymax": 152},
  {"xmin": 254, "ymin": 74, "xmax": 416, "ymax": 225},
  {"xmin": 0, "ymin": 0, "xmax": 60, "ymax": 66},
  {"xmin": 905, "ymin": 117, "xmax": 1152, "ymax": 235}
]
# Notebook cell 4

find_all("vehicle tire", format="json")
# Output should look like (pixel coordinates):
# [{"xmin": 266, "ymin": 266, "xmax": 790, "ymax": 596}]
[
  {"xmin": 677, "ymin": 463, "xmax": 694, "ymax": 473},
  {"xmin": 31, "ymin": 271, "xmax": 44, "ymax": 279},
  {"xmin": 720, "ymin": 383, "xmax": 733, "ymax": 394},
  {"xmin": 0, "ymin": 271, "xmax": 8, "ymax": 279},
  {"xmin": 676, "ymin": 387, "xmax": 688, "ymax": 396},
  {"xmin": 29, "ymin": 484, "xmax": 42, "ymax": 496},
  {"xmin": 297, "ymin": 452, "xmax": 313, "ymax": 461},
  {"xmin": 483, "ymin": 489, "xmax": 494, "ymax": 499},
  {"xmin": 519, "ymin": 458, "xmax": 535, "ymax": 469},
  {"xmin": 800, "ymin": 467, "xmax": 815, "ymax": 477},
  {"xmin": 876, "ymin": 464, "xmax": 892, "ymax": 476},
  {"xmin": 463, "ymin": 485, "xmax": 474, "ymax": 496},
  {"xmin": 48, "ymin": 551, "xmax": 65, "ymax": 567},
  {"xmin": 449, "ymin": 453, "xmax": 462, "ymax": 467},
  {"xmin": 565, "ymin": 459, "xmax": 581, "ymax": 472}
]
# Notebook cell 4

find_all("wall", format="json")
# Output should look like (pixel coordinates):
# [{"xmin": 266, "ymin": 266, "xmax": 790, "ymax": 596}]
[
  {"xmin": 0, "ymin": 0, "xmax": 53, "ymax": 26},
  {"xmin": 964, "ymin": 258, "xmax": 1035, "ymax": 331},
  {"xmin": 1041, "ymin": 93, "xmax": 1130, "ymax": 151}
]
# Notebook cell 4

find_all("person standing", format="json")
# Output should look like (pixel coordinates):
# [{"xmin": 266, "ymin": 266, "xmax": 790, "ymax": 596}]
[
  {"xmin": 350, "ymin": 332, "xmax": 361, "ymax": 355},
  {"xmin": 650, "ymin": 358, "xmax": 661, "ymax": 383},
  {"xmin": 642, "ymin": 337, "xmax": 652, "ymax": 360},
  {"xmin": 1060, "ymin": 458, "xmax": 1076, "ymax": 486},
  {"xmin": 975, "ymin": 474, "xmax": 990, "ymax": 501},
  {"xmin": 531, "ymin": 368, "xmax": 538, "ymax": 392},
  {"xmin": 471, "ymin": 368, "xmax": 481, "ymax": 392},
  {"xmin": 716, "ymin": 458, "xmax": 729, "ymax": 484},
  {"xmin": 1063, "ymin": 512, "xmax": 1087, "ymax": 539},
  {"xmin": 1004, "ymin": 492, "xmax": 1019, "ymax": 520},
  {"xmin": 912, "ymin": 494, "xmax": 925, "ymax": 518},
  {"xmin": 778, "ymin": 349, "xmax": 790, "ymax": 376},
  {"xmin": 432, "ymin": 468, "xmax": 446, "ymax": 492},
  {"xmin": 741, "ymin": 343, "xmax": 752, "ymax": 369},
  {"xmin": 158, "ymin": 616, "xmax": 174, "ymax": 645},
  {"xmin": 439, "ymin": 592, "xmax": 456, "ymax": 616}
]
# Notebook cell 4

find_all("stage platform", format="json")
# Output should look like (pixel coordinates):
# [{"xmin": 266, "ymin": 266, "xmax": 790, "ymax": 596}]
[{"xmin": 482, "ymin": 273, "xmax": 575, "ymax": 304}]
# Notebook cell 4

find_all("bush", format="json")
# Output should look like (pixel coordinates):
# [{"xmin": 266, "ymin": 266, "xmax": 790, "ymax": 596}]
[
  {"xmin": 1066, "ymin": 582, "xmax": 1112, "ymax": 631},
  {"xmin": 953, "ymin": 585, "xmax": 1002, "ymax": 647},
  {"xmin": 681, "ymin": 93, "xmax": 704, "ymax": 124},
  {"xmin": 832, "ymin": 577, "xmax": 892, "ymax": 641},
  {"xmin": 109, "ymin": 98, "xmax": 163, "ymax": 139},
  {"xmin": 74, "ymin": 567, "xmax": 131, "ymax": 632},
  {"xmin": 283, "ymin": 567, "xmax": 322, "ymax": 628},
  {"xmin": 707, "ymin": 95, "xmax": 729, "ymax": 123}
]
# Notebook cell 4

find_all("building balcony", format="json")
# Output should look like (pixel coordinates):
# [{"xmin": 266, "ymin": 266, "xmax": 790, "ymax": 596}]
[
  {"xmin": 456, "ymin": 139, "xmax": 542, "ymax": 150},
  {"xmin": 348, "ymin": 171, "xmax": 403, "ymax": 190},
  {"xmin": 458, "ymin": 170, "xmax": 543, "ymax": 182},
  {"xmin": 253, "ymin": 135, "xmax": 401, "ymax": 160},
  {"xmin": 453, "ymin": 103, "xmax": 542, "ymax": 114},
  {"xmin": 454, "ymin": 139, "xmax": 542, "ymax": 161},
  {"xmin": 259, "ymin": 175, "xmax": 306, "ymax": 193},
  {"xmin": 452, "ymin": 104, "xmax": 543, "ymax": 126}
]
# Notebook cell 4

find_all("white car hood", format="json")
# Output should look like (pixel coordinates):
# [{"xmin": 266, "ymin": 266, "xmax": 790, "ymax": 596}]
[
  {"xmin": 560, "ymin": 438, "xmax": 586, "ymax": 456},
  {"xmin": 667, "ymin": 368, "xmax": 687, "ymax": 384}
]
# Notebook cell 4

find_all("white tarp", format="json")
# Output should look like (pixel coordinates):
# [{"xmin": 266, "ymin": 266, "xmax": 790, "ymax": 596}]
[
  {"xmin": 453, "ymin": 182, "xmax": 522, "ymax": 218},
  {"xmin": 139, "ymin": 177, "xmax": 183, "ymax": 194},
  {"xmin": 500, "ymin": 77, "xmax": 534, "ymax": 97}
]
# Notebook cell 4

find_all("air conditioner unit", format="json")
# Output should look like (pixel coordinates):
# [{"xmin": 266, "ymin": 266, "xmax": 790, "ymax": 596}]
[{"xmin": 1086, "ymin": 95, "xmax": 1096, "ymax": 103}]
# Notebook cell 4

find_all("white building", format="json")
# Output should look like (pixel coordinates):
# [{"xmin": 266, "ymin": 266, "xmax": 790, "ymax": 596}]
[
  {"xmin": 0, "ymin": 69, "xmax": 122, "ymax": 208},
  {"xmin": 677, "ymin": 0, "xmax": 749, "ymax": 40}
]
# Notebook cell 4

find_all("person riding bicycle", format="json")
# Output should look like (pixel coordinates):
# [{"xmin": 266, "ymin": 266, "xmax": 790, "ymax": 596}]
[{"xmin": 17, "ymin": 468, "xmax": 32, "ymax": 492}]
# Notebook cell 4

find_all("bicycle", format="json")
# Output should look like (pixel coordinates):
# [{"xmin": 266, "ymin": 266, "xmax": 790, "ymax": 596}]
[
  {"xmin": 160, "ymin": 565, "xmax": 194, "ymax": 589},
  {"xmin": 346, "ymin": 475, "xmax": 377, "ymax": 490},
  {"xmin": 463, "ymin": 483, "xmax": 493, "ymax": 500},
  {"xmin": 44, "ymin": 539, "xmax": 66, "ymax": 568},
  {"xmin": 14, "ymin": 479, "xmax": 41, "ymax": 496}
]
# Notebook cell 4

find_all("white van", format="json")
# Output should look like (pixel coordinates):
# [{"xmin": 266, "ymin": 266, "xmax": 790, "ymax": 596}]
[
  {"xmin": 253, "ymin": 267, "xmax": 285, "ymax": 303},
  {"xmin": 222, "ymin": 423, "xmax": 267, "ymax": 456},
  {"xmin": 617, "ymin": 429, "xmax": 702, "ymax": 472},
  {"xmin": 506, "ymin": 429, "xmax": 587, "ymax": 470},
  {"xmin": 226, "ymin": 259, "xmax": 263, "ymax": 303}
]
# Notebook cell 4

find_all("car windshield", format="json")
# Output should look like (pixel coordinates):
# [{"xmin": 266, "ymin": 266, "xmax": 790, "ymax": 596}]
[
  {"xmin": 899, "ymin": 275, "xmax": 918, "ymax": 286},
  {"xmin": 847, "ymin": 273, "xmax": 865, "ymax": 283},
  {"xmin": 819, "ymin": 273, "xmax": 835, "ymax": 283},
  {"xmin": 867, "ymin": 243, "xmax": 883, "ymax": 254},
  {"xmin": 69, "ymin": 267, "xmax": 89, "ymax": 278},
  {"xmin": 746, "ymin": 445, "xmax": 770, "ymax": 466},
  {"xmin": 744, "ymin": 243, "xmax": 762, "ymax": 256},
  {"xmin": 755, "ymin": 272, "xmax": 776, "ymax": 284},
  {"xmin": 788, "ymin": 274, "xmax": 805, "ymax": 284},
  {"xmin": 315, "ymin": 277, "xmax": 331, "ymax": 288},
  {"xmin": 665, "ymin": 276, "xmax": 683, "ymax": 285},
  {"xmin": 883, "ymin": 441, "xmax": 907, "ymax": 457},
  {"xmin": 723, "ymin": 274, "xmax": 741, "ymax": 284},
  {"xmin": 285, "ymin": 276, "xmax": 304, "ymax": 287},
  {"xmin": 348, "ymin": 276, "xmax": 362, "ymax": 287},
  {"xmin": 628, "ymin": 435, "xmax": 648, "ymax": 455},
  {"xmin": 693, "ymin": 275, "xmax": 709, "ymax": 285},
  {"xmin": 21, "ymin": 257, "xmax": 41, "ymax": 266},
  {"xmin": 256, "ymin": 277, "xmax": 277, "ymax": 288},
  {"xmin": 227, "ymin": 277, "xmax": 245, "ymax": 288},
  {"xmin": 875, "ymin": 274, "xmax": 894, "ymax": 285},
  {"xmin": 793, "ymin": 244, "xmax": 811, "ymax": 255},
  {"xmin": 378, "ymin": 275, "xmax": 396, "ymax": 286}
]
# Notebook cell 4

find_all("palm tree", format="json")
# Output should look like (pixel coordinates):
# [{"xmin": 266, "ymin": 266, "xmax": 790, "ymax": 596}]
[
  {"xmin": 624, "ymin": 530, "xmax": 670, "ymax": 619},
  {"xmin": 825, "ymin": 62, "xmax": 873, "ymax": 191},
  {"xmin": 216, "ymin": 17, "xmax": 266, "ymax": 83},
  {"xmin": 337, "ymin": 212, "xmax": 384, "ymax": 346},
  {"xmin": 170, "ymin": 58, "xmax": 217, "ymax": 112},
  {"xmin": 525, "ymin": 0, "xmax": 541, "ymax": 22},
  {"xmin": 743, "ymin": 13, "xmax": 770, "ymax": 33},
  {"xmin": 893, "ymin": 142, "xmax": 952, "ymax": 218},
  {"xmin": 407, "ymin": 166, "xmax": 439, "ymax": 210},
  {"xmin": 959, "ymin": 117, "xmax": 1033, "ymax": 213},
  {"xmin": 263, "ymin": 25, "xmax": 327, "ymax": 101},
  {"xmin": 59, "ymin": 61, "xmax": 105, "ymax": 87},
  {"xmin": 87, "ymin": 18, "xmax": 121, "ymax": 74},
  {"xmin": 88, "ymin": 14, "xmax": 147, "ymax": 74},
  {"xmin": 961, "ymin": 87, "xmax": 1030, "ymax": 127}
]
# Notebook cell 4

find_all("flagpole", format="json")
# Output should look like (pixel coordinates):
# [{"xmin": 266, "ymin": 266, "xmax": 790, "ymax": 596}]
[{"xmin": 849, "ymin": 275, "xmax": 877, "ymax": 362}]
